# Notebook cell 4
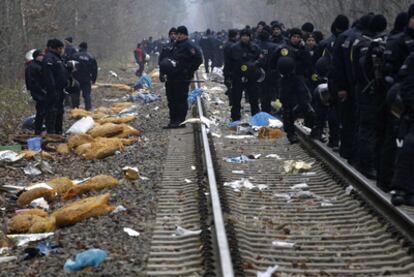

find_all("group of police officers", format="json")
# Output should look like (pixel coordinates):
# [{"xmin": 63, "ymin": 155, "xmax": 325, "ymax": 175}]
[
  {"xmin": 25, "ymin": 37, "xmax": 97, "ymax": 135},
  {"xmin": 158, "ymin": 4, "xmax": 414, "ymax": 206}
]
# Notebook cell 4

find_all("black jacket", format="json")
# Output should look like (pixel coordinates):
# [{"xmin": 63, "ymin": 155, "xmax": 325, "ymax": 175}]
[
  {"xmin": 25, "ymin": 60, "xmax": 46, "ymax": 102},
  {"xmin": 271, "ymin": 42, "xmax": 312, "ymax": 79},
  {"xmin": 42, "ymin": 51, "xmax": 68, "ymax": 97},
  {"xmin": 385, "ymin": 28, "xmax": 414, "ymax": 82},
  {"xmin": 229, "ymin": 41, "xmax": 262, "ymax": 79},
  {"xmin": 72, "ymin": 49, "xmax": 98, "ymax": 84},
  {"xmin": 171, "ymin": 38, "xmax": 202, "ymax": 79},
  {"xmin": 223, "ymin": 39, "xmax": 237, "ymax": 79},
  {"xmin": 64, "ymin": 45, "xmax": 77, "ymax": 61}
]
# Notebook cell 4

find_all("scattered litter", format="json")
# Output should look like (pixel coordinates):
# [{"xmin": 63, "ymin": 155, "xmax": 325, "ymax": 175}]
[
  {"xmin": 345, "ymin": 185, "xmax": 354, "ymax": 195},
  {"xmin": 290, "ymin": 183, "xmax": 309, "ymax": 190},
  {"xmin": 272, "ymin": 240, "xmax": 295, "ymax": 248},
  {"xmin": 64, "ymin": 249, "xmax": 107, "ymax": 273},
  {"xmin": 228, "ymin": 120, "xmax": 241, "ymax": 129},
  {"xmin": 181, "ymin": 116, "xmax": 213, "ymax": 128},
  {"xmin": 123, "ymin": 227, "xmax": 140, "ymax": 237},
  {"xmin": 283, "ymin": 160, "xmax": 313, "ymax": 173},
  {"xmin": 112, "ymin": 205, "xmax": 127, "ymax": 214},
  {"xmin": 139, "ymin": 176, "xmax": 149, "ymax": 181},
  {"xmin": 273, "ymin": 193, "xmax": 292, "ymax": 201},
  {"xmin": 174, "ymin": 226, "xmax": 202, "ymax": 237},
  {"xmin": 0, "ymin": 150, "xmax": 24, "ymax": 163},
  {"xmin": 153, "ymin": 106, "xmax": 159, "ymax": 111},
  {"xmin": 37, "ymin": 241, "xmax": 59, "ymax": 255},
  {"xmin": 237, "ymin": 125, "xmax": 254, "ymax": 135},
  {"xmin": 247, "ymin": 154, "xmax": 262, "ymax": 160},
  {"xmin": 271, "ymin": 99, "xmax": 283, "ymax": 112},
  {"xmin": 30, "ymin": 198, "xmax": 50, "ymax": 210},
  {"xmin": 225, "ymin": 155, "xmax": 250, "ymax": 164},
  {"xmin": 0, "ymin": 256, "xmax": 17, "ymax": 264},
  {"xmin": 225, "ymin": 135, "xmax": 255, "ymax": 140},
  {"xmin": 211, "ymin": 132, "xmax": 221, "ymax": 138},
  {"xmin": 191, "ymin": 166, "xmax": 196, "ymax": 171},
  {"xmin": 23, "ymin": 165, "xmax": 42, "ymax": 177},
  {"xmin": 321, "ymin": 201, "xmax": 334, "ymax": 207},
  {"xmin": 187, "ymin": 88, "xmax": 204, "ymax": 106},
  {"xmin": 224, "ymin": 179, "xmax": 268, "ymax": 192},
  {"xmin": 128, "ymin": 91, "xmax": 160, "ymax": 103},
  {"xmin": 302, "ymin": 172, "xmax": 317, "ymax": 177},
  {"xmin": 232, "ymin": 170, "xmax": 245, "ymax": 175},
  {"xmin": 123, "ymin": 166, "xmax": 140, "ymax": 180},
  {"xmin": 7, "ymin": 232, "xmax": 54, "ymax": 247},
  {"xmin": 118, "ymin": 106, "xmax": 138, "ymax": 117},
  {"xmin": 27, "ymin": 137, "xmax": 42, "ymax": 151},
  {"xmin": 257, "ymin": 265, "xmax": 279, "ymax": 277},
  {"xmin": 265, "ymin": 154, "xmax": 282, "ymax": 160},
  {"xmin": 268, "ymin": 119, "xmax": 284, "ymax": 129},
  {"xmin": 66, "ymin": 116, "xmax": 95, "ymax": 134},
  {"xmin": 0, "ymin": 247, "xmax": 9, "ymax": 255},
  {"xmin": 184, "ymin": 179, "xmax": 192, "ymax": 184},
  {"xmin": 134, "ymin": 75, "xmax": 152, "ymax": 90}
]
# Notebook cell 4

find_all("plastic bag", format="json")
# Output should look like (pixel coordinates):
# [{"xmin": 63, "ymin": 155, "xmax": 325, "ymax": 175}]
[
  {"xmin": 64, "ymin": 249, "xmax": 107, "ymax": 272},
  {"xmin": 187, "ymin": 88, "xmax": 203, "ymax": 106},
  {"xmin": 134, "ymin": 74, "xmax": 153, "ymax": 89},
  {"xmin": 52, "ymin": 193, "xmax": 115, "ymax": 227},
  {"xmin": 127, "ymin": 92, "xmax": 160, "ymax": 104},
  {"xmin": 66, "ymin": 117, "xmax": 95, "ymax": 134},
  {"xmin": 250, "ymin": 112, "xmax": 281, "ymax": 127}
]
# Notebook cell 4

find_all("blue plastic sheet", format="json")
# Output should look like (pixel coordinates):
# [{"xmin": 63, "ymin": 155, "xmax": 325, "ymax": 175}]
[
  {"xmin": 128, "ymin": 92, "xmax": 160, "ymax": 104},
  {"xmin": 64, "ymin": 249, "xmax": 107, "ymax": 273},
  {"xmin": 187, "ymin": 88, "xmax": 204, "ymax": 106},
  {"xmin": 228, "ymin": 120, "xmax": 241, "ymax": 129},
  {"xmin": 250, "ymin": 112, "xmax": 278, "ymax": 127},
  {"xmin": 134, "ymin": 75, "xmax": 152, "ymax": 89}
]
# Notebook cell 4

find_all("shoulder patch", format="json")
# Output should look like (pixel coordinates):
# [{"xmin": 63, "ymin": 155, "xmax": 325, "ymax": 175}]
[{"xmin": 281, "ymin": 48, "xmax": 289, "ymax": 56}]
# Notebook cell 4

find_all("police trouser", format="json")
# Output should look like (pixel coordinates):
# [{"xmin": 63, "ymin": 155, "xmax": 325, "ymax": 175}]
[
  {"xmin": 357, "ymin": 91, "xmax": 379, "ymax": 171},
  {"xmin": 203, "ymin": 53, "xmax": 214, "ymax": 73},
  {"xmin": 166, "ymin": 79, "xmax": 190, "ymax": 124},
  {"xmin": 45, "ymin": 90, "xmax": 64, "ymax": 134},
  {"xmin": 377, "ymin": 114, "xmax": 399, "ymax": 191},
  {"xmin": 314, "ymin": 99, "xmax": 340, "ymax": 144},
  {"xmin": 34, "ymin": 101, "xmax": 47, "ymax": 135},
  {"xmin": 231, "ymin": 79, "xmax": 259, "ymax": 121},
  {"xmin": 259, "ymin": 80, "xmax": 273, "ymax": 114},
  {"xmin": 338, "ymin": 94, "xmax": 357, "ymax": 159},
  {"xmin": 283, "ymin": 103, "xmax": 315, "ymax": 140},
  {"xmin": 71, "ymin": 81, "xmax": 92, "ymax": 110},
  {"xmin": 391, "ymin": 127, "xmax": 414, "ymax": 194}
]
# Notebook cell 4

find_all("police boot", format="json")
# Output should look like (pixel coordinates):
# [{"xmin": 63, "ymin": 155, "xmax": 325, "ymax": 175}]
[
  {"xmin": 391, "ymin": 191, "xmax": 407, "ymax": 206},
  {"xmin": 358, "ymin": 167, "xmax": 377, "ymax": 180},
  {"xmin": 288, "ymin": 134, "xmax": 299, "ymax": 144}
]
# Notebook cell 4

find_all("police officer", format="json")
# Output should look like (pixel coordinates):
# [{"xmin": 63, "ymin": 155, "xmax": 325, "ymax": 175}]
[
  {"xmin": 63, "ymin": 37, "xmax": 77, "ymax": 61},
  {"xmin": 71, "ymin": 42, "xmax": 98, "ymax": 111},
  {"xmin": 199, "ymin": 29, "xmax": 215, "ymax": 73},
  {"xmin": 161, "ymin": 26, "xmax": 202, "ymax": 129},
  {"xmin": 228, "ymin": 28, "xmax": 263, "ymax": 122},
  {"xmin": 351, "ymin": 14, "xmax": 387, "ymax": 179},
  {"xmin": 255, "ymin": 26, "xmax": 277, "ymax": 113},
  {"xmin": 42, "ymin": 39, "xmax": 68, "ymax": 135},
  {"xmin": 391, "ymin": 53, "xmax": 414, "ymax": 206},
  {"xmin": 25, "ymin": 50, "xmax": 46, "ymax": 135},
  {"xmin": 223, "ymin": 29, "xmax": 239, "ymax": 105},
  {"xmin": 159, "ymin": 27, "xmax": 177, "ymax": 82},
  {"xmin": 270, "ymin": 23, "xmax": 286, "ymax": 46}
]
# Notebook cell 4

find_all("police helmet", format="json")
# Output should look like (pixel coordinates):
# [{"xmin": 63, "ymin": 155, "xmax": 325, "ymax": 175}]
[
  {"xmin": 277, "ymin": 56, "xmax": 296, "ymax": 76},
  {"xmin": 315, "ymin": 56, "xmax": 330, "ymax": 78}
]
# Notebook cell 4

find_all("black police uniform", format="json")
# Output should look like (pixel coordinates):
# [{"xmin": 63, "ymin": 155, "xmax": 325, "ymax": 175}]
[
  {"xmin": 255, "ymin": 35, "xmax": 277, "ymax": 113},
  {"xmin": 223, "ymin": 37, "xmax": 238, "ymax": 104},
  {"xmin": 167, "ymin": 38, "xmax": 202, "ymax": 125},
  {"xmin": 228, "ymin": 41, "xmax": 262, "ymax": 121},
  {"xmin": 72, "ymin": 49, "xmax": 98, "ymax": 110},
  {"xmin": 199, "ymin": 34, "xmax": 215, "ymax": 73},
  {"xmin": 42, "ymin": 50, "xmax": 69, "ymax": 134},
  {"xmin": 63, "ymin": 45, "xmax": 77, "ymax": 61},
  {"xmin": 25, "ymin": 60, "xmax": 47, "ymax": 135}
]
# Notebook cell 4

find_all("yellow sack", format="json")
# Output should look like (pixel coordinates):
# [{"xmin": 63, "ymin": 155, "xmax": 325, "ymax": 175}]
[
  {"xmin": 97, "ymin": 115, "xmax": 137, "ymax": 125},
  {"xmin": 120, "ymin": 138, "xmax": 138, "ymax": 146},
  {"xmin": 115, "ymin": 124, "xmax": 141, "ymax": 138},
  {"xmin": 111, "ymin": 102, "xmax": 133, "ymax": 113},
  {"xmin": 70, "ymin": 108, "xmax": 92, "ymax": 119},
  {"xmin": 258, "ymin": 127, "xmax": 284, "ymax": 139},
  {"xmin": 17, "ymin": 188, "xmax": 55, "ymax": 207},
  {"xmin": 52, "ymin": 193, "xmax": 115, "ymax": 227},
  {"xmin": 48, "ymin": 177, "xmax": 75, "ymax": 196},
  {"xmin": 56, "ymin": 144, "xmax": 70, "ymax": 155},
  {"xmin": 67, "ymin": 134, "xmax": 94, "ymax": 150},
  {"xmin": 75, "ymin": 143, "xmax": 92, "ymax": 156},
  {"xmin": 63, "ymin": 175, "xmax": 119, "ymax": 199},
  {"xmin": 8, "ymin": 212, "xmax": 55, "ymax": 234},
  {"xmin": 88, "ymin": 123, "xmax": 124, "ymax": 138},
  {"xmin": 84, "ymin": 137, "xmax": 124, "ymax": 160}
]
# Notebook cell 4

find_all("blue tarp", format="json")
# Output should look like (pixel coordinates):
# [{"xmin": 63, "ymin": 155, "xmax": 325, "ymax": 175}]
[
  {"xmin": 187, "ymin": 88, "xmax": 204, "ymax": 106},
  {"xmin": 250, "ymin": 112, "xmax": 278, "ymax": 127},
  {"xmin": 134, "ymin": 75, "xmax": 152, "ymax": 90}
]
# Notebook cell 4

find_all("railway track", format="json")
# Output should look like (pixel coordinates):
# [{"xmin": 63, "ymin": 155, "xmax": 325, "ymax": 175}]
[{"xmin": 145, "ymin": 74, "xmax": 414, "ymax": 276}]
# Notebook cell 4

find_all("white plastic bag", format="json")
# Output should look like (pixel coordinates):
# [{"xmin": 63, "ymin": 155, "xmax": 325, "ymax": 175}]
[{"xmin": 66, "ymin": 116, "xmax": 95, "ymax": 134}]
